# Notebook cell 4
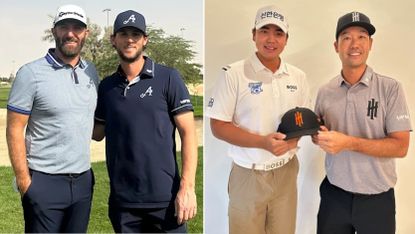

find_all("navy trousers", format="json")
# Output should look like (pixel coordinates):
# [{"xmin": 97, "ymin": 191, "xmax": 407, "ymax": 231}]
[
  {"xmin": 108, "ymin": 202, "xmax": 187, "ymax": 233},
  {"xmin": 22, "ymin": 169, "xmax": 94, "ymax": 233},
  {"xmin": 317, "ymin": 177, "xmax": 395, "ymax": 234}
]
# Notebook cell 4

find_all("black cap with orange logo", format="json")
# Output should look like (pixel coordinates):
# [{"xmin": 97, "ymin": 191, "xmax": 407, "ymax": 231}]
[{"xmin": 277, "ymin": 107, "xmax": 321, "ymax": 140}]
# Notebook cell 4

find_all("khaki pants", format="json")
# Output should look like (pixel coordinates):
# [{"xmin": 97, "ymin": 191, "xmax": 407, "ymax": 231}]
[{"xmin": 228, "ymin": 156, "xmax": 299, "ymax": 234}]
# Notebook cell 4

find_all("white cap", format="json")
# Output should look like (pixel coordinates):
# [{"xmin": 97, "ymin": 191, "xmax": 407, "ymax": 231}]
[
  {"xmin": 53, "ymin": 4, "xmax": 87, "ymax": 27},
  {"xmin": 254, "ymin": 5, "xmax": 288, "ymax": 33}
]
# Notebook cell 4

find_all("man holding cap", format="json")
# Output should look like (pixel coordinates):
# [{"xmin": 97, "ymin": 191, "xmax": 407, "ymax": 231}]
[
  {"xmin": 93, "ymin": 10, "xmax": 198, "ymax": 233},
  {"xmin": 314, "ymin": 11, "xmax": 411, "ymax": 234},
  {"xmin": 206, "ymin": 5, "xmax": 310, "ymax": 234},
  {"xmin": 6, "ymin": 4, "xmax": 98, "ymax": 232}
]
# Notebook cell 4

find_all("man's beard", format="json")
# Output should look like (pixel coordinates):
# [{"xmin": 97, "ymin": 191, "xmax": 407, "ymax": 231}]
[
  {"xmin": 116, "ymin": 47, "xmax": 144, "ymax": 63},
  {"xmin": 55, "ymin": 36, "xmax": 85, "ymax": 58}
]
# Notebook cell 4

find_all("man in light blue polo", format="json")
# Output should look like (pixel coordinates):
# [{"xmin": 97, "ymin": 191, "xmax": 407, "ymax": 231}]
[{"xmin": 6, "ymin": 4, "xmax": 99, "ymax": 232}]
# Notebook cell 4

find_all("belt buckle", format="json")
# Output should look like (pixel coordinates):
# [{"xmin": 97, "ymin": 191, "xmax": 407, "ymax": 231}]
[
  {"xmin": 264, "ymin": 159, "xmax": 285, "ymax": 171},
  {"xmin": 68, "ymin": 173, "xmax": 80, "ymax": 178}
]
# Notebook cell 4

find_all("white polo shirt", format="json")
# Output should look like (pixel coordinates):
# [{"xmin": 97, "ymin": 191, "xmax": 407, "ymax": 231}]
[{"xmin": 206, "ymin": 53, "xmax": 310, "ymax": 167}]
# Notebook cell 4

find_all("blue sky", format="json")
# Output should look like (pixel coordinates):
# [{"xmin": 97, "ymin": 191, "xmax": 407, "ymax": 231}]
[{"xmin": 0, "ymin": 0, "xmax": 203, "ymax": 77}]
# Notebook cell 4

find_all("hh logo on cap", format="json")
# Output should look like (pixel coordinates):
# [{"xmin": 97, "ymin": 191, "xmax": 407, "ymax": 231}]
[
  {"xmin": 123, "ymin": 15, "xmax": 136, "ymax": 24},
  {"xmin": 352, "ymin": 12, "xmax": 360, "ymax": 22},
  {"xmin": 295, "ymin": 111, "xmax": 303, "ymax": 127}
]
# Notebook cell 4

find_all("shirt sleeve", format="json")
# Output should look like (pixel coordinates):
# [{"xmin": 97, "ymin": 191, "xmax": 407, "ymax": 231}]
[
  {"xmin": 167, "ymin": 69, "xmax": 194, "ymax": 116},
  {"xmin": 7, "ymin": 65, "xmax": 36, "ymax": 115},
  {"xmin": 205, "ymin": 69, "xmax": 238, "ymax": 122},
  {"xmin": 385, "ymin": 81, "xmax": 412, "ymax": 133}
]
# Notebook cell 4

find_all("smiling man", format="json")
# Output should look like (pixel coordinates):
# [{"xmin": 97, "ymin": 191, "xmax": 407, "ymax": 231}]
[
  {"xmin": 6, "ymin": 4, "xmax": 99, "ymax": 233},
  {"xmin": 313, "ymin": 12, "xmax": 412, "ymax": 234},
  {"xmin": 92, "ymin": 10, "xmax": 198, "ymax": 233},
  {"xmin": 206, "ymin": 5, "xmax": 310, "ymax": 234}
]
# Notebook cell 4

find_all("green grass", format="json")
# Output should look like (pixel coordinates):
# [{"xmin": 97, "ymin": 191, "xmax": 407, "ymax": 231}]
[
  {"xmin": 0, "ymin": 87, "xmax": 10, "ymax": 108},
  {"xmin": 0, "ymin": 147, "xmax": 203, "ymax": 233},
  {"xmin": 191, "ymin": 95, "xmax": 203, "ymax": 118}
]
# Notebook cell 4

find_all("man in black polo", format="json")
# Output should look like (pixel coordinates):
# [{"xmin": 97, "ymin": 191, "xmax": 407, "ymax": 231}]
[{"xmin": 93, "ymin": 10, "xmax": 198, "ymax": 233}]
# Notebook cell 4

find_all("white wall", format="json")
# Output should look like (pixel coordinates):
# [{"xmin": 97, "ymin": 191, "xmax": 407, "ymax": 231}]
[{"xmin": 204, "ymin": 0, "xmax": 415, "ymax": 233}]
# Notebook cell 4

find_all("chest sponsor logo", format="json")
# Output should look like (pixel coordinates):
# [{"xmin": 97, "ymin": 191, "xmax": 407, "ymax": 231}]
[
  {"xmin": 140, "ymin": 86, "xmax": 153, "ymax": 98},
  {"xmin": 86, "ymin": 79, "xmax": 95, "ymax": 89},
  {"xmin": 248, "ymin": 82, "xmax": 263, "ymax": 94},
  {"xmin": 286, "ymin": 84, "xmax": 297, "ymax": 92},
  {"xmin": 367, "ymin": 98, "xmax": 378, "ymax": 120}
]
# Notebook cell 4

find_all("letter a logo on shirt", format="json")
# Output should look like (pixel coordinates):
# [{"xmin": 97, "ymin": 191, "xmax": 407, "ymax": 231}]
[
  {"xmin": 123, "ymin": 15, "xmax": 136, "ymax": 24},
  {"xmin": 295, "ymin": 111, "xmax": 303, "ymax": 127},
  {"xmin": 140, "ymin": 86, "xmax": 153, "ymax": 98}
]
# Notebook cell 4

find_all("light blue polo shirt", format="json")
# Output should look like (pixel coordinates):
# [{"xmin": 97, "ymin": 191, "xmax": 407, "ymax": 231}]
[{"xmin": 7, "ymin": 49, "xmax": 99, "ymax": 174}]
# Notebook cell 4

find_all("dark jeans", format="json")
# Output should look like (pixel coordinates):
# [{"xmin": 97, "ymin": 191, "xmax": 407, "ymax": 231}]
[
  {"xmin": 317, "ymin": 177, "xmax": 395, "ymax": 234},
  {"xmin": 22, "ymin": 169, "xmax": 94, "ymax": 233}
]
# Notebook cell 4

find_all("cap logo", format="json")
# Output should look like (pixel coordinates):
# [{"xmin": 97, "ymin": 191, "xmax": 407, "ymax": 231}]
[
  {"xmin": 59, "ymin": 11, "xmax": 84, "ymax": 18},
  {"xmin": 260, "ymin": 11, "xmax": 284, "ymax": 22},
  {"xmin": 123, "ymin": 14, "xmax": 136, "ymax": 24},
  {"xmin": 352, "ymin": 12, "xmax": 360, "ymax": 22},
  {"xmin": 295, "ymin": 111, "xmax": 304, "ymax": 127}
]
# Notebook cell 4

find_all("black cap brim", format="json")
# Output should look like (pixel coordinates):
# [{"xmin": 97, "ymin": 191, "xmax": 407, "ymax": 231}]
[
  {"xmin": 284, "ymin": 128, "xmax": 320, "ymax": 140},
  {"xmin": 336, "ymin": 22, "xmax": 375, "ymax": 39}
]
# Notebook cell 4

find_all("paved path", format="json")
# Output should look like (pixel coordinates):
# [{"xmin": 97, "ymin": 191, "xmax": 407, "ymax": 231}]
[{"xmin": 0, "ymin": 109, "xmax": 203, "ymax": 166}]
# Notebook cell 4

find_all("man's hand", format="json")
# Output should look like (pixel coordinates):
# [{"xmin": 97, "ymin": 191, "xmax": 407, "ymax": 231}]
[
  {"xmin": 262, "ymin": 133, "xmax": 298, "ymax": 156},
  {"xmin": 17, "ymin": 177, "xmax": 31, "ymax": 196},
  {"xmin": 175, "ymin": 186, "xmax": 197, "ymax": 225},
  {"xmin": 315, "ymin": 126, "xmax": 351, "ymax": 154}
]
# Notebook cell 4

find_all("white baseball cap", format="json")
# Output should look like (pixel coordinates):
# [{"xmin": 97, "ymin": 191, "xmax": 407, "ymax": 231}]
[
  {"xmin": 53, "ymin": 4, "xmax": 87, "ymax": 27},
  {"xmin": 254, "ymin": 5, "xmax": 288, "ymax": 33}
]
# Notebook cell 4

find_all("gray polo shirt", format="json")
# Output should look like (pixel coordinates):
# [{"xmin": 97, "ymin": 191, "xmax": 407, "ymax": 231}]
[
  {"xmin": 7, "ymin": 49, "xmax": 99, "ymax": 174},
  {"xmin": 315, "ymin": 66, "xmax": 412, "ymax": 194}
]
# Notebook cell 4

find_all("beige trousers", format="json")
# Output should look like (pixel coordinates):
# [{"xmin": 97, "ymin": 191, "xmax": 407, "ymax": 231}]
[{"xmin": 228, "ymin": 156, "xmax": 299, "ymax": 234}]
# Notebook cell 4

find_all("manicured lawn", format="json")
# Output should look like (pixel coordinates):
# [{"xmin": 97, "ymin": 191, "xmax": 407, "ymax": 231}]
[
  {"xmin": 0, "ymin": 147, "xmax": 203, "ymax": 233},
  {"xmin": 191, "ymin": 95, "xmax": 203, "ymax": 118},
  {"xmin": 0, "ymin": 87, "xmax": 10, "ymax": 108}
]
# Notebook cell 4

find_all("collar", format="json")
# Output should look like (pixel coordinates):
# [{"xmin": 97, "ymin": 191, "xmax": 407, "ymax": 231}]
[
  {"xmin": 337, "ymin": 66, "xmax": 373, "ymax": 87},
  {"xmin": 250, "ymin": 53, "xmax": 289, "ymax": 76},
  {"xmin": 45, "ymin": 48, "xmax": 86, "ymax": 69},
  {"xmin": 116, "ymin": 56, "xmax": 155, "ymax": 80}
]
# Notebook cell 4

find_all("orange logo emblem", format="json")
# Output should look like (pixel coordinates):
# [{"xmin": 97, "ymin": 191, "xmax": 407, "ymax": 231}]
[{"xmin": 295, "ymin": 111, "xmax": 303, "ymax": 127}]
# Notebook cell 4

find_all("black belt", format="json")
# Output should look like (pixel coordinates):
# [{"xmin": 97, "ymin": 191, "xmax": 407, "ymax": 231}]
[{"xmin": 30, "ymin": 169, "xmax": 89, "ymax": 178}]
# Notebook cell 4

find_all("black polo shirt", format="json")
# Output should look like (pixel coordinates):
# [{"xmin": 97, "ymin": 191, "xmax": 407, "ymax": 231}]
[{"xmin": 95, "ymin": 56, "xmax": 193, "ymax": 208}]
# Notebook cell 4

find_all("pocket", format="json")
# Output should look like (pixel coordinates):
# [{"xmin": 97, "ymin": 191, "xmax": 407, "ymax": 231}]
[{"xmin": 22, "ymin": 171, "xmax": 36, "ymax": 199}]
